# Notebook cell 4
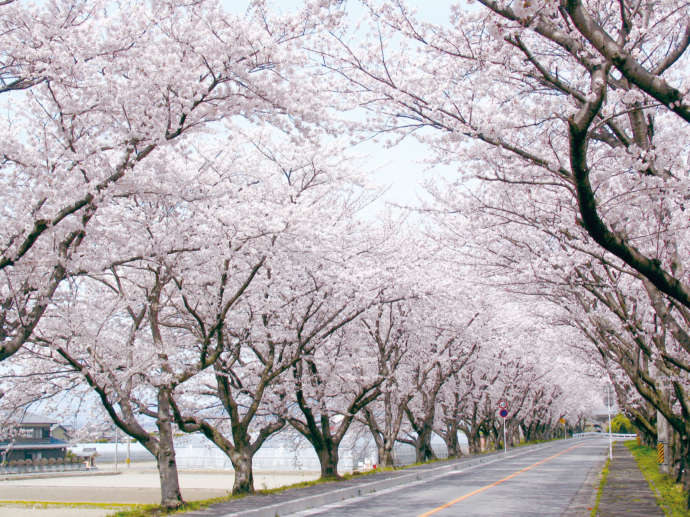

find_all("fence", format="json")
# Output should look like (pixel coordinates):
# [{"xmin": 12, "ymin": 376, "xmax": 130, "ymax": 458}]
[
  {"xmin": 0, "ymin": 457, "xmax": 87, "ymax": 475},
  {"xmin": 69, "ymin": 433, "xmax": 466, "ymax": 472}
]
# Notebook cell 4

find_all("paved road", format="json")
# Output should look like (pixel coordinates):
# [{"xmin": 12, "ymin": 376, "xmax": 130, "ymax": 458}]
[{"xmin": 287, "ymin": 439, "xmax": 607, "ymax": 517}]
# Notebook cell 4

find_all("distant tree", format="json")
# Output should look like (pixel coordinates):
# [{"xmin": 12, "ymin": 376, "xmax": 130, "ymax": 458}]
[{"xmin": 609, "ymin": 414, "xmax": 634, "ymax": 435}]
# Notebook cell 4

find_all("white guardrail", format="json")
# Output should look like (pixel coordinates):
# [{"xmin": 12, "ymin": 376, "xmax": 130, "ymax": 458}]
[{"xmin": 573, "ymin": 432, "xmax": 637, "ymax": 439}]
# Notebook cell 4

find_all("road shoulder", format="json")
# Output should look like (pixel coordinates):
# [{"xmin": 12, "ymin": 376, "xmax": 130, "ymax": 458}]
[{"xmin": 561, "ymin": 446, "xmax": 606, "ymax": 516}]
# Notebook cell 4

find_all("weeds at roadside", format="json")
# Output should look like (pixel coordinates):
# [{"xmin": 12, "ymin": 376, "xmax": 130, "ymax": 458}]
[{"xmin": 625, "ymin": 441, "xmax": 689, "ymax": 517}]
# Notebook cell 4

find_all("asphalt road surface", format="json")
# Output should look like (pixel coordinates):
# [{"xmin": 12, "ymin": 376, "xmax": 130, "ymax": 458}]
[{"xmin": 287, "ymin": 439, "xmax": 607, "ymax": 517}]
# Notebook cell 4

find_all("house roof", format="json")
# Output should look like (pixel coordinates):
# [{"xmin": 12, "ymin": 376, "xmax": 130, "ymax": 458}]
[
  {"xmin": 0, "ymin": 437, "xmax": 68, "ymax": 451},
  {"xmin": 1, "ymin": 412, "xmax": 58, "ymax": 426},
  {"xmin": 19, "ymin": 413, "xmax": 57, "ymax": 425}
]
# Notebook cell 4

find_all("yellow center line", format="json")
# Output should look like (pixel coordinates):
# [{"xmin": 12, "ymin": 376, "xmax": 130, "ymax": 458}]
[{"xmin": 418, "ymin": 442, "xmax": 586, "ymax": 517}]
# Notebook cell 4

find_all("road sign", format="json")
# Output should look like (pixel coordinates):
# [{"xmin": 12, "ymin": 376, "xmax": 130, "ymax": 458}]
[
  {"xmin": 498, "ymin": 399, "xmax": 508, "ymax": 409},
  {"xmin": 499, "ymin": 408, "xmax": 508, "ymax": 418}
]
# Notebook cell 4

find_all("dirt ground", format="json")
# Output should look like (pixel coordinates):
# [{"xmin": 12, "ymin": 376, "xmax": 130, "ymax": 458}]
[
  {"xmin": 0, "ymin": 463, "xmax": 320, "ymax": 516},
  {"xmin": 0, "ymin": 504, "xmax": 119, "ymax": 517}
]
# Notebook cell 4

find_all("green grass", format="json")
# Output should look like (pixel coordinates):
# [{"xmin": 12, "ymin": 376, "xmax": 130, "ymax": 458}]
[
  {"xmin": 514, "ymin": 437, "xmax": 561, "ymax": 448},
  {"xmin": 105, "ymin": 497, "xmax": 239, "ymax": 517},
  {"xmin": 625, "ymin": 441, "xmax": 690, "ymax": 517},
  {"xmin": 590, "ymin": 456, "xmax": 611, "ymax": 517}
]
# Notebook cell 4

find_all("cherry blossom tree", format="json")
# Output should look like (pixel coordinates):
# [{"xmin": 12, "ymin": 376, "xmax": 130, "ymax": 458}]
[
  {"xmin": 393, "ymin": 301, "xmax": 481, "ymax": 463},
  {"xmin": 360, "ymin": 300, "xmax": 415, "ymax": 466},
  {"xmin": 282, "ymin": 223, "xmax": 414, "ymax": 479},
  {"xmin": 0, "ymin": 0, "xmax": 343, "ymax": 362},
  {"xmin": 287, "ymin": 323, "xmax": 385, "ymax": 479},
  {"xmin": 170, "ymin": 268, "xmax": 372, "ymax": 493},
  {"xmin": 27, "ymin": 153, "xmax": 271, "ymax": 508},
  {"xmin": 16, "ymin": 120, "xmax": 368, "ymax": 504},
  {"xmin": 318, "ymin": 0, "xmax": 689, "ymax": 310},
  {"xmin": 434, "ymin": 348, "xmax": 504, "ymax": 455},
  {"xmin": 166, "ymin": 137, "xmax": 379, "ymax": 493}
]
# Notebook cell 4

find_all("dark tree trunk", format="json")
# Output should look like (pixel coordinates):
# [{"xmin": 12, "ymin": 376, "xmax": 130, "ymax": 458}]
[
  {"xmin": 377, "ymin": 438, "xmax": 395, "ymax": 467},
  {"xmin": 522, "ymin": 423, "xmax": 535, "ymax": 443},
  {"xmin": 156, "ymin": 391, "xmax": 184, "ymax": 509},
  {"xmin": 414, "ymin": 426, "xmax": 436, "ymax": 463},
  {"xmin": 443, "ymin": 429, "xmax": 461, "ymax": 459},
  {"xmin": 363, "ymin": 401, "xmax": 406, "ymax": 469},
  {"xmin": 231, "ymin": 449, "xmax": 255, "ymax": 495},
  {"xmin": 317, "ymin": 444, "xmax": 340, "ymax": 479},
  {"xmin": 467, "ymin": 434, "xmax": 481, "ymax": 454}
]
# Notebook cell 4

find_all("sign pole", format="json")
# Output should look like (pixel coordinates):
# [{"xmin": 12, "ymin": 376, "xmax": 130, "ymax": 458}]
[
  {"xmin": 503, "ymin": 418, "xmax": 507, "ymax": 455},
  {"xmin": 498, "ymin": 401, "xmax": 509, "ymax": 455}
]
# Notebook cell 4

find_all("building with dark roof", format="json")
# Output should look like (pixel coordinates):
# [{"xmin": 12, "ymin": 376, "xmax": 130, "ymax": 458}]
[{"xmin": 0, "ymin": 413, "xmax": 68, "ymax": 462}]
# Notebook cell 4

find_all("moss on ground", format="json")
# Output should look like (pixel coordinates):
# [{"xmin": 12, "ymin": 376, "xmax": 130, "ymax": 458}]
[{"xmin": 590, "ymin": 456, "xmax": 611, "ymax": 517}]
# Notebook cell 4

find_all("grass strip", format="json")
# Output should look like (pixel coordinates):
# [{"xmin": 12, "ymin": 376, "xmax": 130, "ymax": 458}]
[
  {"xmin": 103, "ymin": 470, "xmax": 388, "ymax": 517},
  {"xmin": 624, "ymin": 441, "xmax": 690, "ymax": 517},
  {"xmin": 590, "ymin": 455, "xmax": 611, "ymax": 517}
]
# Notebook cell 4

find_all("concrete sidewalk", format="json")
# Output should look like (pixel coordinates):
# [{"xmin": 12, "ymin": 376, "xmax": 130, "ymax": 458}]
[{"xmin": 596, "ymin": 441, "xmax": 664, "ymax": 517}]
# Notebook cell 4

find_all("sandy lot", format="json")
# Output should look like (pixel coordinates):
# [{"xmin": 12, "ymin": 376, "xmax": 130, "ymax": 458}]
[
  {"xmin": 0, "ymin": 504, "xmax": 120, "ymax": 517},
  {"xmin": 0, "ymin": 463, "xmax": 320, "ymax": 516}
]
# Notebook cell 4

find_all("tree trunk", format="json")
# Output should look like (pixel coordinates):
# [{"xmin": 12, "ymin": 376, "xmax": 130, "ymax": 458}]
[
  {"xmin": 676, "ymin": 434, "xmax": 690, "ymax": 509},
  {"xmin": 317, "ymin": 444, "xmax": 340, "ymax": 479},
  {"xmin": 443, "ymin": 430, "xmax": 461, "ymax": 459},
  {"xmin": 657, "ymin": 409, "xmax": 671, "ymax": 474},
  {"xmin": 510, "ymin": 427, "xmax": 520, "ymax": 446},
  {"xmin": 377, "ymin": 439, "xmax": 395, "ymax": 467},
  {"xmin": 156, "ymin": 391, "xmax": 183, "ymax": 509},
  {"xmin": 415, "ymin": 427, "xmax": 436, "ymax": 463},
  {"xmin": 522, "ymin": 424, "xmax": 534, "ymax": 443},
  {"xmin": 467, "ymin": 434, "xmax": 481, "ymax": 455},
  {"xmin": 231, "ymin": 449, "xmax": 255, "ymax": 495}
]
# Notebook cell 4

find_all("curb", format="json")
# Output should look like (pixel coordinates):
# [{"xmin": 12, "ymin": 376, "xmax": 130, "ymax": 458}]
[{"xmin": 218, "ymin": 440, "xmax": 571, "ymax": 517}]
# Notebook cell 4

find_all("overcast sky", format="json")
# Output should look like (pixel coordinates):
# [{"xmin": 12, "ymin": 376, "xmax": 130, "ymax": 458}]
[{"xmin": 220, "ymin": 0, "xmax": 460, "ymax": 212}]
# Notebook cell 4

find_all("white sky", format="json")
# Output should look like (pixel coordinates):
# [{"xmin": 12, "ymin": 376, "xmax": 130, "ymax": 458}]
[{"xmin": 222, "ymin": 0, "xmax": 460, "ymax": 211}]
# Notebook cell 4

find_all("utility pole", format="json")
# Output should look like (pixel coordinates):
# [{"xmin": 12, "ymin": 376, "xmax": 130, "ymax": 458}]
[
  {"xmin": 115, "ymin": 426, "xmax": 119, "ymax": 472},
  {"xmin": 606, "ymin": 383, "xmax": 613, "ymax": 460}
]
